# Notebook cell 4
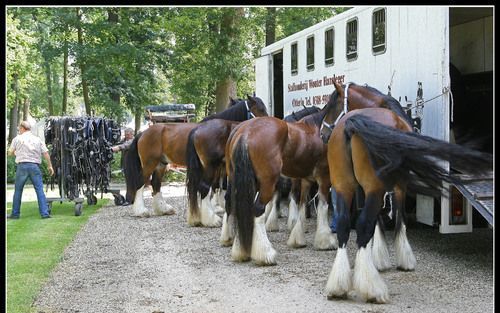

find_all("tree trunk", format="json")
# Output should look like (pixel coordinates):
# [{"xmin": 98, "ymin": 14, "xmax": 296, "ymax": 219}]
[
  {"xmin": 44, "ymin": 59, "xmax": 54, "ymax": 116},
  {"xmin": 266, "ymin": 8, "xmax": 277, "ymax": 46},
  {"xmin": 62, "ymin": 40, "xmax": 68, "ymax": 114},
  {"xmin": 8, "ymin": 74, "xmax": 20, "ymax": 142},
  {"xmin": 134, "ymin": 110, "xmax": 142, "ymax": 135},
  {"xmin": 76, "ymin": 7, "xmax": 91, "ymax": 116},
  {"xmin": 213, "ymin": 8, "xmax": 242, "ymax": 113},
  {"xmin": 22, "ymin": 98, "xmax": 30, "ymax": 121},
  {"xmin": 108, "ymin": 8, "xmax": 121, "ymax": 107},
  {"xmin": 215, "ymin": 78, "xmax": 236, "ymax": 113}
]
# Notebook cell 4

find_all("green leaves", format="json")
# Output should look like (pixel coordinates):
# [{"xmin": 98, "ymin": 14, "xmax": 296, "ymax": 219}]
[{"xmin": 6, "ymin": 7, "xmax": 343, "ymax": 123}]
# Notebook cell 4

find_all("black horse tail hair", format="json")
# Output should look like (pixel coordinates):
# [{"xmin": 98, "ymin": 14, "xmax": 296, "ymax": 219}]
[
  {"xmin": 123, "ymin": 132, "xmax": 144, "ymax": 203},
  {"xmin": 231, "ymin": 138, "xmax": 256, "ymax": 256},
  {"xmin": 185, "ymin": 127, "xmax": 203, "ymax": 223},
  {"xmin": 344, "ymin": 114, "xmax": 493, "ymax": 193}
]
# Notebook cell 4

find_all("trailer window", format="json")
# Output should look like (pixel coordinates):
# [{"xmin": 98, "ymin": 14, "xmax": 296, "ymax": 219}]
[
  {"xmin": 291, "ymin": 42, "xmax": 298, "ymax": 75},
  {"xmin": 306, "ymin": 36, "xmax": 314, "ymax": 71},
  {"xmin": 346, "ymin": 18, "xmax": 358, "ymax": 61},
  {"xmin": 325, "ymin": 27, "xmax": 334, "ymax": 66},
  {"xmin": 372, "ymin": 8, "xmax": 386, "ymax": 54}
]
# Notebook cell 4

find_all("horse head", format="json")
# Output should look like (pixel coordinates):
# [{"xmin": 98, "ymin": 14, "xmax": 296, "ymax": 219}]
[
  {"xmin": 319, "ymin": 81, "xmax": 409, "ymax": 143},
  {"xmin": 229, "ymin": 97, "xmax": 244, "ymax": 107},
  {"xmin": 245, "ymin": 94, "xmax": 268, "ymax": 118},
  {"xmin": 320, "ymin": 80, "xmax": 349, "ymax": 143}
]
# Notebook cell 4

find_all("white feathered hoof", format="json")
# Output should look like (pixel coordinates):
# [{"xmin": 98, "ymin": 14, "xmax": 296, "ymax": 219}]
[
  {"xmin": 265, "ymin": 203, "xmax": 279, "ymax": 232},
  {"xmin": 231, "ymin": 233, "xmax": 250, "ymax": 262},
  {"xmin": 131, "ymin": 186, "xmax": 150, "ymax": 217},
  {"xmin": 152, "ymin": 193, "xmax": 175, "ymax": 216},
  {"xmin": 220, "ymin": 213, "xmax": 234, "ymax": 246},
  {"xmin": 395, "ymin": 224, "xmax": 416, "ymax": 271},
  {"xmin": 251, "ymin": 216, "xmax": 277, "ymax": 266},
  {"xmin": 371, "ymin": 224, "xmax": 392, "ymax": 271},
  {"xmin": 200, "ymin": 196, "xmax": 222, "ymax": 227},
  {"xmin": 352, "ymin": 247, "xmax": 390, "ymax": 304},
  {"xmin": 287, "ymin": 220, "xmax": 306, "ymax": 248},
  {"xmin": 287, "ymin": 197, "xmax": 299, "ymax": 231},
  {"xmin": 325, "ymin": 247, "xmax": 351, "ymax": 300},
  {"xmin": 314, "ymin": 229, "xmax": 338, "ymax": 251}
]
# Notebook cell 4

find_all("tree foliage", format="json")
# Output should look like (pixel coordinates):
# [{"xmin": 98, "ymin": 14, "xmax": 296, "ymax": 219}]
[{"xmin": 6, "ymin": 7, "xmax": 343, "ymax": 127}]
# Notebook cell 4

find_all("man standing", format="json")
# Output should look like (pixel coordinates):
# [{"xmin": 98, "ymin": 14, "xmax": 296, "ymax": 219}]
[
  {"xmin": 112, "ymin": 127, "xmax": 134, "ymax": 153},
  {"xmin": 7, "ymin": 121, "xmax": 54, "ymax": 219}
]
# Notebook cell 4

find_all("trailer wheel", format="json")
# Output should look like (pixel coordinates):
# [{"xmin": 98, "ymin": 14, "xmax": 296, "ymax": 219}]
[
  {"xmin": 114, "ymin": 194, "xmax": 125, "ymax": 206},
  {"xmin": 75, "ymin": 203, "xmax": 82, "ymax": 216},
  {"xmin": 87, "ymin": 194, "xmax": 97, "ymax": 205}
]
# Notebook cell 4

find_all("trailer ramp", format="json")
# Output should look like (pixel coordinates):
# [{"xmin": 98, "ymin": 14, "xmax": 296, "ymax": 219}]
[{"xmin": 453, "ymin": 172, "xmax": 494, "ymax": 225}]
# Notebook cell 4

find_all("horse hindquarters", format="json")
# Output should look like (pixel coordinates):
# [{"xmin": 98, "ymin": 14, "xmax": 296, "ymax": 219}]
[{"xmin": 230, "ymin": 139, "xmax": 276, "ymax": 265}]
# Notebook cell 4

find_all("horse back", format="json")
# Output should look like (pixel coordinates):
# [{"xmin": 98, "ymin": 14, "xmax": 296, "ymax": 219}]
[
  {"xmin": 281, "ymin": 122, "xmax": 326, "ymax": 178},
  {"xmin": 159, "ymin": 123, "xmax": 198, "ymax": 166},
  {"xmin": 195, "ymin": 119, "xmax": 238, "ymax": 164}
]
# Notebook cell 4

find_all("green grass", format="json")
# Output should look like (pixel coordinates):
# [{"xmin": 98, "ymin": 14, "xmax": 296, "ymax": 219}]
[{"xmin": 6, "ymin": 199, "xmax": 108, "ymax": 313}]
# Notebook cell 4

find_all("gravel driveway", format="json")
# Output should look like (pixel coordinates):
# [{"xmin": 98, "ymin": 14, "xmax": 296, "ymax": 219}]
[{"xmin": 33, "ymin": 183, "xmax": 493, "ymax": 313}]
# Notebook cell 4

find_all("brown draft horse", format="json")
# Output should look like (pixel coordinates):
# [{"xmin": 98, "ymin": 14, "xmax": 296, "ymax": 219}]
[
  {"xmin": 185, "ymin": 96, "xmax": 268, "ymax": 227},
  {"xmin": 322, "ymin": 108, "xmax": 492, "ymax": 303},
  {"xmin": 223, "ymin": 81, "xmax": 412, "ymax": 265},
  {"xmin": 220, "ymin": 106, "xmax": 321, "ymax": 245},
  {"xmin": 124, "ymin": 95, "xmax": 268, "ymax": 217}
]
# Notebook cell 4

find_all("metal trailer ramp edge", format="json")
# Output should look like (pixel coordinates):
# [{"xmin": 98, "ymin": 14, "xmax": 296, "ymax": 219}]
[{"xmin": 452, "ymin": 173, "xmax": 494, "ymax": 226}]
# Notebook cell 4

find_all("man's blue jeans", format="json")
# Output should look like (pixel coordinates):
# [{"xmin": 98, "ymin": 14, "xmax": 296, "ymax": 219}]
[{"xmin": 11, "ymin": 162, "xmax": 50, "ymax": 218}]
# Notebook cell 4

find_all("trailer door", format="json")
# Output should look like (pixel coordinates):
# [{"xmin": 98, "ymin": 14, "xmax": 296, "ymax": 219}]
[{"xmin": 255, "ymin": 54, "xmax": 272, "ymax": 115}]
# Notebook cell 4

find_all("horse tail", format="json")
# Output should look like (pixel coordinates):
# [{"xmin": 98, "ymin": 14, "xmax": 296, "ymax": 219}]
[
  {"xmin": 231, "ymin": 138, "xmax": 256, "ymax": 256},
  {"xmin": 186, "ymin": 127, "xmax": 204, "ymax": 220},
  {"xmin": 343, "ymin": 114, "xmax": 493, "ymax": 192},
  {"xmin": 123, "ymin": 132, "xmax": 144, "ymax": 203}
]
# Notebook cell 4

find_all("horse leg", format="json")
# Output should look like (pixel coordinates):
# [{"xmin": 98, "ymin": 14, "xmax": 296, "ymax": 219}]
[
  {"xmin": 220, "ymin": 210, "xmax": 236, "ymax": 247},
  {"xmin": 394, "ymin": 185, "xmax": 416, "ymax": 271},
  {"xmin": 199, "ymin": 187, "xmax": 222, "ymax": 227},
  {"xmin": 287, "ymin": 179, "xmax": 311, "ymax": 248},
  {"xmin": 151, "ymin": 165, "xmax": 175, "ymax": 216},
  {"xmin": 132, "ymin": 160, "xmax": 156, "ymax": 217},
  {"xmin": 212, "ymin": 187, "xmax": 226, "ymax": 214},
  {"xmin": 313, "ymin": 180, "xmax": 338, "ymax": 250},
  {"xmin": 196, "ymin": 165, "xmax": 222, "ymax": 227},
  {"xmin": 211, "ymin": 172, "xmax": 226, "ymax": 214},
  {"xmin": 265, "ymin": 191, "xmax": 280, "ymax": 232},
  {"xmin": 287, "ymin": 178, "xmax": 301, "ymax": 231},
  {"xmin": 220, "ymin": 181, "xmax": 235, "ymax": 246},
  {"xmin": 371, "ymin": 212, "xmax": 392, "ymax": 271},
  {"xmin": 132, "ymin": 185, "xmax": 148, "ymax": 217},
  {"xmin": 326, "ymin": 189, "xmax": 354, "ymax": 300},
  {"xmin": 352, "ymin": 191, "xmax": 389, "ymax": 304},
  {"xmin": 250, "ymin": 182, "xmax": 278, "ymax": 265}
]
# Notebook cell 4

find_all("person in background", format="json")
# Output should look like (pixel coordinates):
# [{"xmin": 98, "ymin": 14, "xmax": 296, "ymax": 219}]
[
  {"xmin": 7, "ymin": 121, "xmax": 54, "ymax": 219},
  {"xmin": 112, "ymin": 127, "xmax": 134, "ymax": 205},
  {"xmin": 112, "ymin": 127, "xmax": 134, "ymax": 153}
]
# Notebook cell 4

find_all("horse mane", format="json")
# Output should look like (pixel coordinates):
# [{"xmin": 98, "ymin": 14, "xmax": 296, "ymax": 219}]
[
  {"xmin": 201, "ymin": 100, "xmax": 248, "ymax": 122},
  {"xmin": 298, "ymin": 106, "xmax": 328, "ymax": 127},
  {"xmin": 284, "ymin": 106, "xmax": 321, "ymax": 122}
]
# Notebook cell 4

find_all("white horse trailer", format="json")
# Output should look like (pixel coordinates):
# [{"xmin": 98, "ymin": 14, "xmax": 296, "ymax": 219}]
[{"xmin": 255, "ymin": 6, "xmax": 493, "ymax": 233}]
